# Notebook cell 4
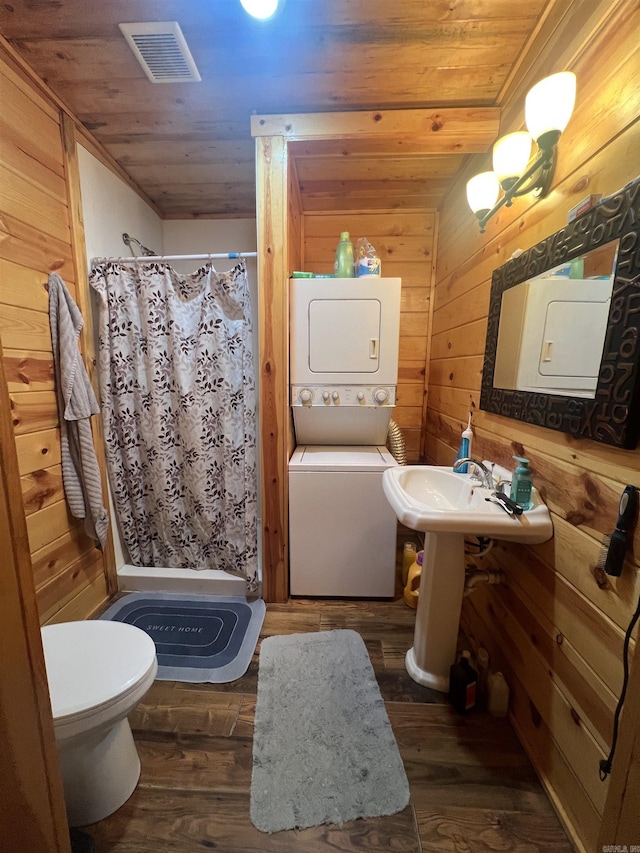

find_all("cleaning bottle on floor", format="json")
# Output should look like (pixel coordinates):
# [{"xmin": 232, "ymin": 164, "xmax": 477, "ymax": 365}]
[
  {"xmin": 402, "ymin": 542, "xmax": 417, "ymax": 585},
  {"xmin": 488, "ymin": 672, "xmax": 510, "ymax": 717},
  {"xmin": 449, "ymin": 651, "xmax": 477, "ymax": 713},
  {"xmin": 403, "ymin": 550, "xmax": 423, "ymax": 608},
  {"xmin": 476, "ymin": 647, "xmax": 490, "ymax": 709}
]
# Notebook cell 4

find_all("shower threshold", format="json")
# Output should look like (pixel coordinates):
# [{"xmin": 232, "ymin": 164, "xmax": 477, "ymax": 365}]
[{"xmin": 118, "ymin": 564, "xmax": 248, "ymax": 596}]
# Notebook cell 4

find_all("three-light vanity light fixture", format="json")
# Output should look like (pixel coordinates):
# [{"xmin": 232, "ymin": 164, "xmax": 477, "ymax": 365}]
[{"xmin": 466, "ymin": 71, "xmax": 577, "ymax": 232}]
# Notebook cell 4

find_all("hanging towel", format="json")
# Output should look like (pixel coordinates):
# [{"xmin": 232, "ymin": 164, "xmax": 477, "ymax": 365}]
[{"xmin": 48, "ymin": 273, "xmax": 109, "ymax": 549}]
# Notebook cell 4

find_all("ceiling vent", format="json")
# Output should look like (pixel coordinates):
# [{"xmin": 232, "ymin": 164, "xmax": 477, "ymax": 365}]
[{"xmin": 119, "ymin": 22, "xmax": 201, "ymax": 83}]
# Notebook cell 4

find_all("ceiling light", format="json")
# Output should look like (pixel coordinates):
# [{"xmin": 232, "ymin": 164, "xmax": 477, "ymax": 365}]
[
  {"xmin": 467, "ymin": 71, "xmax": 576, "ymax": 232},
  {"xmin": 240, "ymin": 0, "xmax": 280, "ymax": 19}
]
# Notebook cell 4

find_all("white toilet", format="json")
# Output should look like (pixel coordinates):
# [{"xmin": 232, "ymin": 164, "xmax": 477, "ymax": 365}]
[{"xmin": 41, "ymin": 620, "xmax": 158, "ymax": 826}]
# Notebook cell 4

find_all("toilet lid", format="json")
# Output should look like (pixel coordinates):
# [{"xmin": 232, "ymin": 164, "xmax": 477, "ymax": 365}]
[{"xmin": 41, "ymin": 620, "xmax": 157, "ymax": 719}]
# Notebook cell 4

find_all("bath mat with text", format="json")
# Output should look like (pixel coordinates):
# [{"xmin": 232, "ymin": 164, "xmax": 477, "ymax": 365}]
[
  {"xmin": 100, "ymin": 592, "xmax": 265, "ymax": 683},
  {"xmin": 250, "ymin": 629, "xmax": 410, "ymax": 833}
]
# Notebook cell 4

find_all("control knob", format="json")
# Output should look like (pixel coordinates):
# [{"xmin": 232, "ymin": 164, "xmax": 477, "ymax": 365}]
[
  {"xmin": 356, "ymin": 391, "xmax": 365, "ymax": 402},
  {"xmin": 374, "ymin": 388, "xmax": 389, "ymax": 404},
  {"xmin": 322, "ymin": 391, "xmax": 330, "ymax": 402},
  {"xmin": 298, "ymin": 388, "xmax": 313, "ymax": 404},
  {"xmin": 332, "ymin": 391, "xmax": 340, "ymax": 403}
]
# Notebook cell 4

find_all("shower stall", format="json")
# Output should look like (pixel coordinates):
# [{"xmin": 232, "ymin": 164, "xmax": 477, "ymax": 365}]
[
  {"xmin": 78, "ymin": 144, "xmax": 262, "ymax": 596},
  {"xmin": 89, "ymin": 250, "xmax": 260, "ymax": 596}
]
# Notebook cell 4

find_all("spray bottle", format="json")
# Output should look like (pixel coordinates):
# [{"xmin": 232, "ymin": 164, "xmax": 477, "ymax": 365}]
[{"xmin": 453, "ymin": 413, "xmax": 473, "ymax": 474}]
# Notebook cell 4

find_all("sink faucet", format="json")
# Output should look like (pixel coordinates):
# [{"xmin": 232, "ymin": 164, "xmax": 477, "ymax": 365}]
[{"xmin": 453, "ymin": 457, "xmax": 494, "ymax": 489}]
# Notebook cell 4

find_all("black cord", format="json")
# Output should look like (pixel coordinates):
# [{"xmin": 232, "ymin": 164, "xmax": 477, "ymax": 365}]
[
  {"xmin": 464, "ymin": 536, "xmax": 493, "ymax": 554},
  {"xmin": 599, "ymin": 590, "xmax": 640, "ymax": 781}
]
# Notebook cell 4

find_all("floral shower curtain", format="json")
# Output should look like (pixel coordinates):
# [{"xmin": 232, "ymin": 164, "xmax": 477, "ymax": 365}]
[{"xmin": 89, "ymin": 260, "xmax": 258, "ymax": 589}]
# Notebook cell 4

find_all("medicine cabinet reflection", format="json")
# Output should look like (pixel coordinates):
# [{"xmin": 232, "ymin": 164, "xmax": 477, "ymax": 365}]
[{"xmin": 480, "ymin": 175, "xmax": 640, "ymax": 449}]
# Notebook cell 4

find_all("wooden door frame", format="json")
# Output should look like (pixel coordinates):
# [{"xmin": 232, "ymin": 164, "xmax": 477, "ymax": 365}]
[{"xmin": 0, "ymin": 341, "xmax": 71, "ymax": 853}]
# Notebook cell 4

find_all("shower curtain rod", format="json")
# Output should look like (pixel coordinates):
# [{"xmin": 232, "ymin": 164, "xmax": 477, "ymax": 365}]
[{"xmin": 91, "ymin": 251, "xmax": 258, "ymax": 264}]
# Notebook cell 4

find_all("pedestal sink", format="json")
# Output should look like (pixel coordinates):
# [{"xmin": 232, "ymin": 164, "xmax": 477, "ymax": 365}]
[{"xmin": 382, "ymin": 465, "xmax": 553, "ymax": 692}]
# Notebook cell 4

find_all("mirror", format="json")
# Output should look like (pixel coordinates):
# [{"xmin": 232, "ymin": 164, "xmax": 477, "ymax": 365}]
[
  {"xmin": 493, "ymin": 241, "xmax": 619, "ymax": 399},
  {"xmin": 480, "ymin": 174, "xmax": 640, "ymax": 449}
]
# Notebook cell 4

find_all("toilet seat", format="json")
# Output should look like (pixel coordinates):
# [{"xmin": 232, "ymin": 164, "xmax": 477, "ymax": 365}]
[{"xmin": 42, "ymin": 621, "xmax": 157, "ymax": 735}]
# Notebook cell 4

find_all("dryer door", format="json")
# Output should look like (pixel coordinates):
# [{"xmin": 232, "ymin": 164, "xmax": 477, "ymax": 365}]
[
  {"xmin": 309, "ymin": 298, "xmax": 380, "ymax": 374},
  {"xmin": 290, "ymin": 278, "xmax": 401, "ymax": 386}
]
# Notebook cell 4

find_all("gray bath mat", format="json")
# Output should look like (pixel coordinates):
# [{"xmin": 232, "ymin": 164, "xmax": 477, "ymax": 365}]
[
  {"xmin": 250, "ymin": 629, "xmax": 410, "ymax": 833},
  {"xmin": 100, "ymin": 592, "xmax": 265, "ymax": 683}
]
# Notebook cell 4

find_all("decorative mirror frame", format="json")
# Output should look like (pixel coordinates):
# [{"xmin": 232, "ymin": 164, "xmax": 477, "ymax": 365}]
[{"xmin": 480, "ymin": 174, "xmax": 640, "ymax": 449}]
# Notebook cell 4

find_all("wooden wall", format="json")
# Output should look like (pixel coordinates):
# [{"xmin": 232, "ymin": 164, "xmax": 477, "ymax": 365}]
[
  {"xmin": 0, "ymin": 43, "xmax": 114, "ymax": 624},
  {"xmin": 426, "ymin": 3, "xmax": 640, "ymax": 850},
  {"xmin": 303, "ymin": 211, "xmax": 436, "ymax": 461},
  {"xmin": 0, "ymin": 341, "xmax": 71, "ymax": 852}
]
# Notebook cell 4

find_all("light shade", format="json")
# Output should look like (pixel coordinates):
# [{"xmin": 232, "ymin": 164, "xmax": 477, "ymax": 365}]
[
  {"xmin": 525, "ymin": 71, "xmax": 576, "ymax": 149},
  {"xmin": 466, "ymin": 171, "xmax": 500, "ymax": 215},
  {"xmin": 240, "ymin": 0, "xmax": 279, "ymax": 19},
  {"xmin": 492, "ymin": 132, "xmax": 532, "ymax": 190}
]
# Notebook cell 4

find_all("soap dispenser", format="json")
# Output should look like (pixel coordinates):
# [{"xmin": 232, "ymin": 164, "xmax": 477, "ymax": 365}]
[{"xmin": 510, "ymin": 456, "xmax": 533, "ymax": 510}]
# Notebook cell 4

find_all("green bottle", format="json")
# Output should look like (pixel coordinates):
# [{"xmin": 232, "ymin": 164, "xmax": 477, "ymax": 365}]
[
  {"xmin": 510, "ymin": 456, "xmax": 533, "ymax": 510},
  {"xmin": 334, "ymin": 231, "xmax": 355, "ymax": 278}
]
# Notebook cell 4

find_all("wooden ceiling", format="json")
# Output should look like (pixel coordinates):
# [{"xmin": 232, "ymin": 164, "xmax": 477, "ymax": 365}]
[{"xmin": 0, "ymin": 0, "xmax": 553, "ymax": 217}]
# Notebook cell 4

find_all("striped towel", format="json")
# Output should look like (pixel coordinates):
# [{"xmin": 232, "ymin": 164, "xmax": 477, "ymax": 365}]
[{"xmin": 48, "ymin": 273, "xmax": 109, "ymax": 549}]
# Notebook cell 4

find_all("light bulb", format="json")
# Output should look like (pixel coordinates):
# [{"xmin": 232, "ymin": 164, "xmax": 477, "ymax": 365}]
[
  {"xmin": 466, "ymin": 171, "xmax": 500, "ymax": 216},
  {"xmin": 492, "ymin": 132, "xmax": 532, "ymax": 190},
  {"xmin": 525, "ymin": 71, "xmax": 576, "ymax": 151},
  {"xmin": 240, "ymin": 0, "xmax": 279, "ymax": 19}
]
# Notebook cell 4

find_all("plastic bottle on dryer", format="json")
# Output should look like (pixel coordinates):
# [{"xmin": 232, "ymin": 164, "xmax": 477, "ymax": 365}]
[{"xmin": 334, "ymin": 232, "xmax": 355, "ymax": 278}]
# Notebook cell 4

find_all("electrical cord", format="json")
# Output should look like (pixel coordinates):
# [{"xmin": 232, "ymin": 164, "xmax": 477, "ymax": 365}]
[
  {"xmin": 599, "ymin": 590, "xmax": 640, "ymax": 781},
  {"xmin": 464, "ymin": 536, "xmax": 494, "ymax": 557}
]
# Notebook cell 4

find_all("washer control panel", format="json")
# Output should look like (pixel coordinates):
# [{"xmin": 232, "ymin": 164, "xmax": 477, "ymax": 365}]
[{"xmin": 291, "ymin": 385, "xmax": 396, "ymax": 407}]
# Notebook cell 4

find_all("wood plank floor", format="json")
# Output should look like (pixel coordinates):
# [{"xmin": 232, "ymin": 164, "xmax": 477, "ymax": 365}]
[{"xmin": 87, "ymin": 569, "xmax": 573, "ymax": 851}]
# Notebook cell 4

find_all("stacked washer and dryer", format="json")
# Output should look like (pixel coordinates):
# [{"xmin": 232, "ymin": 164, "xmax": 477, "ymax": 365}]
[{"xmin": 288, "ymin": 277, "xmax": 402, "ymax": 597}]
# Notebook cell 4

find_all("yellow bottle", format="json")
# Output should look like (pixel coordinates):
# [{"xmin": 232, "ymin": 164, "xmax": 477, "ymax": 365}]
[
  {"xmin": 402, "ymin": 542, "xmax": 417, "ymax": 585},
  {"xmin": 403, "ymin": 551, "xmax": 423, "ymax": 609}
]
